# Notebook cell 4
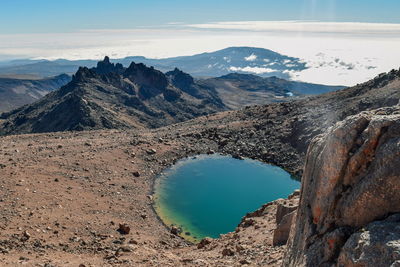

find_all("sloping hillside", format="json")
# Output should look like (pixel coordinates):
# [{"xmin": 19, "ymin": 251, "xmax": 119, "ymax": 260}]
[
  {"xmin": 198, "ymin": 73, "xmax": 344, "ymax": 109},
  {"xmin": 0, "ymin": 74, "xmax": 71, "ymax": 112}
]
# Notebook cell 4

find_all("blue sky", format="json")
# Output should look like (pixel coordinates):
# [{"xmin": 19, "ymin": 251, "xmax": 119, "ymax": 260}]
[
  {"xmin": 0, "ymin": 0, "xmax": 399, "ymax": 86},
  {"xmin": 1, "ymin": 0, "xmax": 400, "ymax": 33}
]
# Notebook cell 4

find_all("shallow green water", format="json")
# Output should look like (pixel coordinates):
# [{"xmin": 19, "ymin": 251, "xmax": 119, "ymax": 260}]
[{"xmin": 154, "ymin": 154, "xmax": 300, "ymax": 242}]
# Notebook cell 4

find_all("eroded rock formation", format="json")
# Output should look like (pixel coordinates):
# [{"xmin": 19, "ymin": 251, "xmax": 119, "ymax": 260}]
[{"xmin": 284, "ymin": 106, "xmax": 400, "ymax": 266}]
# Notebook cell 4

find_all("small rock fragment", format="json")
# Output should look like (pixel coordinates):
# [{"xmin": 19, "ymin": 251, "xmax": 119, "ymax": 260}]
[
  {"xmin": 197, "ymin": 237, "xmax": 212, "ymax": 249},
  {"xmin": 222, "ymin": 248, "xmax": 235, "ymax": 256},
  {"xmin": 118, "ymin": 224, "xmax": 130, "ymax": 235}
]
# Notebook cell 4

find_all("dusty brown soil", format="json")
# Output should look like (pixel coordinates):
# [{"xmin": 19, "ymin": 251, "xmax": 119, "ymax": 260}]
[{"xmin": 0, "ymin": 121, "xmax": 295, "ymax": 266}]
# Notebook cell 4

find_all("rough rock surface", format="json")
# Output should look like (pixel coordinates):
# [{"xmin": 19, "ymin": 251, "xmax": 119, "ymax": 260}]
[
  {"xmin": 273, "ymin": 211, "xmax": 296, "ymax": 247},
  {"xmin": 284, "ymin": 106, "xmax": 400, "ymax": 266},
  {"xmin": 338, "ymin": 213, "xmax": 400, "ymax": 267},
  {"xmin": 273, "ymin": 194, "xmax": 299, "ymax": 246},
  {"xmin": 276, "ymin": 199, "xmax": 298, "ymax": 225}
]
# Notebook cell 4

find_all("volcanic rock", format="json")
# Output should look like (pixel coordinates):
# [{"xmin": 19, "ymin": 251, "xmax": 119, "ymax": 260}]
[
  {"xmin": 284, "ymin": 106, "xmax": 400, "ymax": 266},
  {"xmin": 273, "ymin": 211, "xmax": 296, "ymax": 246},
  {"xmin": 0, "ymin": 58, "xmax": 226, "ymax": 135},
  {"xmin": 337, "ymin": 213, "xmax": 400, "ymax": 266},
  {"xmin": 118, "ymin": 224, "xmax": 131, "ymax": 235},
  {"xmin": 197, "ymin": 237, "xmax": 213, "ymax": 249},
  {"xmin": 276, "ymin": 201, "xmax": 297, "ymax": 225}
]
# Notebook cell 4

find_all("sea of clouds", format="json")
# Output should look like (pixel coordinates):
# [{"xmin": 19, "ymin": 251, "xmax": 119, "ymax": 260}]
[{"xmin": 0, "ymin": 21, "xmax": 399, "ymax": 86}]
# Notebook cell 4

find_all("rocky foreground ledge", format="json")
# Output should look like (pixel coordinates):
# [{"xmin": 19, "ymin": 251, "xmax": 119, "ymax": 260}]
[{"xmin": 284, "ymin": 106, "xmax": 400, "ymax": 266}]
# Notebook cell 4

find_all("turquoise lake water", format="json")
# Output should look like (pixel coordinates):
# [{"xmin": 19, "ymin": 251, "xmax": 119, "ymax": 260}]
[{"xmin": 154, "ymin": 154, "xmax": 300, "ymax": 242}]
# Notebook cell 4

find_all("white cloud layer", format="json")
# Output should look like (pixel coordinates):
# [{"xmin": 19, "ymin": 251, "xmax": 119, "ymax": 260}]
[
  {"xmin": 229, "ymin": 66, "xmax": 275, "ymax": 74},
  {"xmin": 0, "ymin": 21, "xmax": 399, "ymax": 86},
  {"xmin": 187, "ymin": 21, "xmax": 400, "ymax": 36},
  {"xmin": 244, "ymin": 53, "xmax": 257, "ymax": 61}
]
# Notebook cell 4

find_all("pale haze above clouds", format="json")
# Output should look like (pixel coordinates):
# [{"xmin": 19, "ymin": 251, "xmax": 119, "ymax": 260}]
[{"xmin": 0, "ymin": 21, "xmax": 399, "ymax": 86}]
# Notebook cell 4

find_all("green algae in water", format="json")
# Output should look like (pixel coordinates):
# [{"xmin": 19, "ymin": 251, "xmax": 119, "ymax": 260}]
[{"xmin": 154, "ymin": 154, "xmax": 300, "ymax": 242}]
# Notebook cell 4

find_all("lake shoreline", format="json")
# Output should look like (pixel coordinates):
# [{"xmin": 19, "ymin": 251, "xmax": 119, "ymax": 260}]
[{"xmin": 152, "ymin": 154, "xmax": 300, "ymax": 243}]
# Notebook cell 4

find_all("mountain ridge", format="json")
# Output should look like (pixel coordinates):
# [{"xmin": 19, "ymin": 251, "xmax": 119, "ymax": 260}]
[
  {"xmin": 0, "ymin": 47, "xmax": 308, "ymax": 80},
  {"xmin": 0, "ymin": 57, "xmax": 226, "ymax": 135},
  {"xmin": 199, "ymin": 73, "xmax": 344, "ymax": 109}
]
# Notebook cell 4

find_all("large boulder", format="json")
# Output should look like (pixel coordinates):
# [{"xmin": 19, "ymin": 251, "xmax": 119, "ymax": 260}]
[
  {"xmin": 276, "ymin": 200, "xmax": 298, "ymax": 225},
  {"xmin": 273, "ymin": 210, "xmax": 296, "ymax": 246},
  {"xmin": 337, "ymin": 213, "xmax": 400, "ymax": 267},
  {"xmin": 273, "ymin": 197, "xmax": 299, "ymax": 246},
  {"xmin": 284, "ymin": 106, "xmax": 400, "ymax": 266}
]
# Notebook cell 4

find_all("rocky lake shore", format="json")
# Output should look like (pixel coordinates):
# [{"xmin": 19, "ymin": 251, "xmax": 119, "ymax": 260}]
[
  {"xmin": 0, "ymin": 69, "xmax": 399, "ymax": 266},
  {"xmin": 0, "ymin": 118, "xmax": 301, "ymax": 266}
]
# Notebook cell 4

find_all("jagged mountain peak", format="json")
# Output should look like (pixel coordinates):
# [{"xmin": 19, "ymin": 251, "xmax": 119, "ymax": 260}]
[
  {"xmin": 103, "ymin": 56, "xmax": 110, "ymax": 63},
  {"xmin": 124, "ymin": 61, "xmax": 169, "ymax": 95},
  {"xmin": 0, "ymin": 59, "xmax": 226, "ymax": 135},
  {"xmin": 166, "ymin": 68, "xmax": 195, "ymax": 91},
  {"xmin": 166, "ymin": 68, "xmax": 194, "ymax": 80},
  {"xmin": 94, "ymin": 56, "xmax": 124, "ymax": 75},
  {"xmin": 72, "ymin": 67, "xmax": 97, "ymax": 82}
]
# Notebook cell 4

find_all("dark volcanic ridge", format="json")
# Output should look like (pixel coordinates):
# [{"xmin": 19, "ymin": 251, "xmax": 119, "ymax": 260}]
[
  {"xmin": 0, "ymin": 57, "xmax": 226, "ymax": 135},
  {"xmin": 0, "ymin": 56, "xmax": 345, "ymax": 136}
]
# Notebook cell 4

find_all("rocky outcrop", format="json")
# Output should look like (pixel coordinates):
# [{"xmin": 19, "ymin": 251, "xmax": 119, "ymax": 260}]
[
  {"xmin": 273, "ymin": 211, "xmax": 296, "ymax": 247},
  {"xmin": 337, "ymin": 213, "xmax": 400, "ymax": 266},
  {"xmin": 94, "ymin": 56, "xmax": 124, "ymax": 75},
  {"xmin": 166, "ymin": 68, "xmax": 195, "ymax": 95},
  {"xmin": 166, "ymin": 68, "xmax": 225, "ymax": 108},
  {"xmin": 276, "ymin": 198, "xmax": 298, "ymax": 225},
  {"xmin": 284, "ymin": 106, "xmax": 400, "ymax": 266},
  {"xmin": 273, "ymin": 193, "xmax": 300, "ymax": 246}
]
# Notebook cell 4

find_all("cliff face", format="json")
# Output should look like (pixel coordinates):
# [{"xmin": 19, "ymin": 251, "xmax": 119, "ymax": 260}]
[{"xmin": 284, "ymin": 106, "xmax": 400, "ymax": 266}]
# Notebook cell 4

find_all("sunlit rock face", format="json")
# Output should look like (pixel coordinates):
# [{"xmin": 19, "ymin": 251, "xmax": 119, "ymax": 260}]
[{"xmin": 284, "ymin": 106, "xmax": 400, "ymax": 267}]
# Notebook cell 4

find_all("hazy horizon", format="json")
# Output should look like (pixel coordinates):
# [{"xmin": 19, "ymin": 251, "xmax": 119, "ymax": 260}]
[{"xmin": 1, "ymin": 0, "xmax": 399, "ymax": 86}]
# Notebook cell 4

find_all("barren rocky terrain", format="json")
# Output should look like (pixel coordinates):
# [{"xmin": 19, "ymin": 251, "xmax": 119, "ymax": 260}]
[
  {"xmin": 0, "ymin": 124, "xmax": 299, "ymax": 266},
  {"xmin": 0, "ymin": 68, "xmax": 399, "ymax": 266}
]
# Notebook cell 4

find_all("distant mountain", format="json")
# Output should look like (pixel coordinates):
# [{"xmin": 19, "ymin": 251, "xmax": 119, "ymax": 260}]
[
  {"xmin": 0, "ymin": 74, "xmax": 71, "ymax": 112},
  {"xmin": 120, "ymin": 47, "xmax": 307, "ymax": 79},
  {"xmin": 0, "ymin": 57, "xmax": 226, "ymax": 135},
  {"xmin": 0, "ymin": 47, "xmax": 306, "ymax": 79},
  {"xmin": 197, "ymin": 73, "xmax": 345, "ymax": 109},
  {"xmin": 0, "ymin": 60, "xmax": 96, "ymax": 78}
]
